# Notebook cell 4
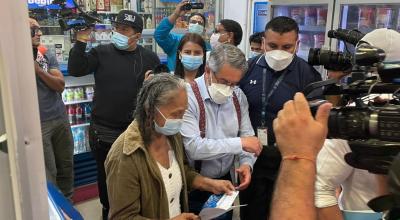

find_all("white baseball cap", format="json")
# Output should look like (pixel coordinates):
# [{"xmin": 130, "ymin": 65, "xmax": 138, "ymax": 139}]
[{"xmin": 360, "ymin": 28, "xmax": 400, "ymax": 62}]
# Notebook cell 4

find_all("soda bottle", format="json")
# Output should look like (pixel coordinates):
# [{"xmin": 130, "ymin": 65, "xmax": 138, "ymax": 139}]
[
  {"xmin": 75, "ymin": 104, "xmax": 83, "ymax": 124},
  {"xmin": 84, "ymin": 104, "xmax": 92, "ymax": 123},
  {"xmin": 67, "ymin": 105, "xmax": 75, "ymax": 125}
]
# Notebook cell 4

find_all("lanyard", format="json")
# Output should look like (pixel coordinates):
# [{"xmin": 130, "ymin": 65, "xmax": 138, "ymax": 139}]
[{"xmin": 261, "ymin": 67, "xmax": 286, "ymax": 126}]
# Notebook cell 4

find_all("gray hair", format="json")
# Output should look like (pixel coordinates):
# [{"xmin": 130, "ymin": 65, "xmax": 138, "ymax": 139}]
[
  {"xmin": 134, "ymin": 73, "xmax": 186, "ymax": 145},
  {"xmin": 207, "ymin": 44, "xmax": 248, "ymax": 74}
]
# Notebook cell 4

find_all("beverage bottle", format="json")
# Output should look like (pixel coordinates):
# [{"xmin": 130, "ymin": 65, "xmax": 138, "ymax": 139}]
[
  {"xmin": 66, "ymin": 88, "xmax": 74, "ymax": 102},
  {"xmin": 85, "ymin": 86, "xmax": 94, "ymax": 100},
  {"xmin": 84, "ymin": 127, "xmax": 90, "ymax": 152},
  {"xmin": 79, "ymin": 87, "xmax": 85, "ymax": 100},
  {"xmin": 77, "ymin": 127, "xmax": 85, "ymax": 153},
  {"xmin": 73, "ymin": 88, "xmax": 81, "ymax": 101},
  {"xmin": 76, "ymin": 104, "xmax": 83, "ymax": 124},
  {"xmin": 146, "ymin": 17, "xmax": 152, "ymax": 29},
  {"xmin": 72, "ymin": 128, "xmax": 79, "ymax": 154},
  {"xmin": 67, "ymin": 105, "xmax": 76, "ymax": 125},
  {"xmin": 84, "ymin": 104, "xmax": 92, "ymax": 123}
]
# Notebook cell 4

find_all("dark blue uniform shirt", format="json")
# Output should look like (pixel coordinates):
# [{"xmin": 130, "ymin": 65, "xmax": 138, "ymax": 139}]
[{"xmin": 240, "ymin": 54, "xmax": 322, "ymax": 177}]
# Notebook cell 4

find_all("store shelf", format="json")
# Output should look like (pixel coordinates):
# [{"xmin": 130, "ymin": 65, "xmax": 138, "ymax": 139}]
[
  {"xmin": 142, "ymin": 29, "xmax": 155, "ymax": 35},
  {"xmin": 64, "ymin": 99, "xmax": 92, "ymax": 105},
  {"xmin": 299, "ymin": 25, "xmax": 326, "ymax": 32},
  {"xmin": 96, "ymin": 11, "xmax": 119, "ymax": 14},
  {"xmin": 65, "ymin": 74, "xmax": 95, "ymax": 87},
  {"xmin": 138, "ymin": 12, "xmax": 153, "ymax": 15},
  {"xmin": 71, "ymin": 123, "xmax": 90, "ymax": 129}
]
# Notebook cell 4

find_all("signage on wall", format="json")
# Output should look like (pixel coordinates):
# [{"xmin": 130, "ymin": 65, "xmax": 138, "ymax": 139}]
[
  {"xmin": 253, "ymin": 1, "xmax": 269, "ymax": 33},
  {"xmin": 27, "ymin": 0, "xmax": 75, "ymax": 9}
]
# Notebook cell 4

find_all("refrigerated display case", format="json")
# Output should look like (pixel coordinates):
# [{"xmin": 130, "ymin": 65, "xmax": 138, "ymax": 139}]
[
  {"xmin": 267, "ymin": 0, "xmax": 335, "ymax": 62},
  {"xmin": 332, "ymin": 0, "xmax": 400, "ymax": 52},
  {"xmin": 134, "ymin": 0, "xmax": 223, "ymax": 60}
]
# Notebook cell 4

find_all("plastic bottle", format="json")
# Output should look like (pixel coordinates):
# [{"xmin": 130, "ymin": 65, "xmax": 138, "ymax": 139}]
[
  {"xmin": 146, "ymin": 17, "xmax": 152, "ymax": 29},
  {"xmin": 84, "ymin": 127, "xmax": 90, "ymax": 152},
  {"xmin": 75, "ymin": 104, "xmax": 83, "ymax": 124},
  {"xmin": 85, "ymin": 86, "xmax": 94, "ymax": 100},
  {"xmin": 84, "ymin": 104, "xmax": 92, "ymax": 123},
  {"xmin": 77, "ymin": 127, "xmax": 85, "ymax": 153},
  {"xmin": 67, "ymin": 105, "xmax": 75, "ymax": 125},
  {"xmin": 72, "ymin": 128, "xmax": 79, "ymax": 154}
]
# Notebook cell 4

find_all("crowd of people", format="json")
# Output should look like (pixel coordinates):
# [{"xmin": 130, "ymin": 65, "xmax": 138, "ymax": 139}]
[{"xmin": 30, "ymin": 0, "xmax": 398, "ymax": 219}]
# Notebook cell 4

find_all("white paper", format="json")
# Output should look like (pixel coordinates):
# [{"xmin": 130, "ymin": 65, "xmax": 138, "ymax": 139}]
[{"xmin": 199, "ymin": 191, "xmax": 246, "ymax": 220}]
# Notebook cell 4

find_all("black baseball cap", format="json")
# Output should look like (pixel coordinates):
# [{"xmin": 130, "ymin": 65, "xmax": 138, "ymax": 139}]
[{"xmin": 112, "ymin": 10, "xmax": 143, "ymax": 33}]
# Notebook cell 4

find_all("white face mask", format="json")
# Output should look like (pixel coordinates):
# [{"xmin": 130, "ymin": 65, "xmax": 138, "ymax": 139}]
[
  {"xmin": 154, "ymin": 108, "xmax": 183, "ymax": 136},
  {"xmin": 264, "ymin": 43, "xmax": 297, "ymax": 71},
  {"xmin": 207, "ymin": 73, "xmax": 234, "ymax": 104},
  {"xmin": 210, "ymin": 33, "xmax": 221, "ymax": 49}
]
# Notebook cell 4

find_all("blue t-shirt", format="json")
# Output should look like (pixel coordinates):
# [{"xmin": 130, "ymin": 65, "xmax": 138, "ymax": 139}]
[{"xmin": 35, "ymin": 51, "xmax": 66, "ymax": 122}]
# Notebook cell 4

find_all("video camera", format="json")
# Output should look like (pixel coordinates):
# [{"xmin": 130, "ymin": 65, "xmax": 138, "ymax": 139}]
[
  {"xmin": 52, "ymin": 0, "xmax": 101, "ymax": 31},
  {"xmin": 306, "ymin": 28, "xmax": 400, "ymax": 218},
  {"xmin": 308, "ymin": 29, "xmax": 366, "ymax": 71},
  {"xmin": 306, "ymin": 28, "xmax": 400, "ymax": 174}
]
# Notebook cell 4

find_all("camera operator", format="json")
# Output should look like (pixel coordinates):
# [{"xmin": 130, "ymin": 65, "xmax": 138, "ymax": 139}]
[
  {"xmin": 239, "ymin": 16, "xmax": 322, "ymax": 220},
  {"xmin": 155, "ymin": 0, "xmax": 210, "ymax": 71},
  {"xmin": 315, "ymin": 28, "xmax": 400, "ymax": 220},
  {"xmin": 68, "ymin": 10, "xmax": 160, "ymax": 220}
]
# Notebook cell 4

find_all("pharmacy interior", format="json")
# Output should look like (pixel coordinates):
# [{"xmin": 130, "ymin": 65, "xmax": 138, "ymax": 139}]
[{"xmin": 1, "ymin": 0, "xmax": 400, "ymax": 219}]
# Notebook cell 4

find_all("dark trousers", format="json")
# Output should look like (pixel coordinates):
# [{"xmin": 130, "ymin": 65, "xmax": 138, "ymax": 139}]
[
  {"xmin": 89, "ymin": 126, "xmax": 112, "ymax": 220},
  {"xmin": 188, "ymin": 173, "xmax": 233, "ymax": 220},
  {"xmin": 240, "ymin": 145, "xmax": 281, "ymax": 220},
  {"xmin": 41, "ymin": 116, "xmax": 74, "ymax": 199},
  {"xmin": 239, "ymin": 177, "xmax": 276, "ymax": 220}
]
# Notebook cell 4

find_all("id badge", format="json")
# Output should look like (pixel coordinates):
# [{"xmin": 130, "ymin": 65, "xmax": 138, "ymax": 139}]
[{"xmin": 257, "ymin": 127, "xmax": 268, "ymax": 147}]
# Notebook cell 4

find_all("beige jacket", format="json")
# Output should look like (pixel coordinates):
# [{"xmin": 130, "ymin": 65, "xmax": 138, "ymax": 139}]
[{"xmin": 105, "ymin": 120, "xmax": 199, "ymax": 220}]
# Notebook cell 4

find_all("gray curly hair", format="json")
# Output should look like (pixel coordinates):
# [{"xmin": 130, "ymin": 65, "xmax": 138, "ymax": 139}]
[{"xmin": 134, "ymin": 73, "xmax": 186, "ymax": 145}]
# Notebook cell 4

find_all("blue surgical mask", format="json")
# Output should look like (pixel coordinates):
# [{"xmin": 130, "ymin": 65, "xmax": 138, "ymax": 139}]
[
  {"xmin": 188, "ymin": 23, "xmax": 204, "ymax": 35},
  {"xmin": 181, "ymin": 54, "xmax": 203, "ymax": 71},
  {"xmin": 111, "ymin": 31, "xmax": 129, "ymax": 50},
  {"xmin": 249, "ymin": 50, "xmax": 262, "ymax": 59},
  {"xmin": 154, "ymin": 108, "xmax": 183, "ymax": 136}
]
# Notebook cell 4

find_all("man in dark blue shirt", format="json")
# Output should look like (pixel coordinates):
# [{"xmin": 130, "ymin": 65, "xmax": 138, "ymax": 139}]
[{"xmin": 239, "ymin": 16, "xmax": 322, "ymax": 220}]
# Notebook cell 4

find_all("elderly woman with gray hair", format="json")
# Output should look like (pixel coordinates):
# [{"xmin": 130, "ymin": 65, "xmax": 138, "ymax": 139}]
[{"xmin": 105, "ymin": 74, "xmax": 235, "ymax": 220}]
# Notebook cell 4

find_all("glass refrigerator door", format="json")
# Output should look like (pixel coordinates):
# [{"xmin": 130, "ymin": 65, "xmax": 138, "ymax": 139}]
[
  {"xmin": 270, "ymin": 4, "xmax": 329, "ymax": 61},
  {"xmin": 336, "ymin": 2, "xmax": 400, "ymax": 52}
]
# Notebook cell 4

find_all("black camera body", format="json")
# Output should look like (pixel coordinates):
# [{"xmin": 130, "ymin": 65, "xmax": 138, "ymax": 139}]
[
  {"xmin": 181, "ymin": 2, "xmax": 204, "ymax": 11},
  {"xmin": 305, "ymin": 28, "xmax": 400, "ymax": 174},
  {"xmin": 53, "ymin": 0, "xmax": 101, "ymax": 31}
]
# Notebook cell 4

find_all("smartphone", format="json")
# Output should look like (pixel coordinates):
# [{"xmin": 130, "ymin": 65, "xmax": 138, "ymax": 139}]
[{"xmin": 181, "ymin": 2, "xmax": 204, "ymax": 11}]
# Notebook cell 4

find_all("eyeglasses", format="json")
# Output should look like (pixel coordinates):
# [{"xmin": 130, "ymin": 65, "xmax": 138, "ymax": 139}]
[
  {"xmin": 212, "ymin": 72, "xmax": 237, "ymax": 87},
  {"xmin": 189, "ymin": 20, "xmax": 204, "ymax": 26},
  {"xmin": 31, "ymin": 27, "xmax": 42, "ymax": 37}
]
